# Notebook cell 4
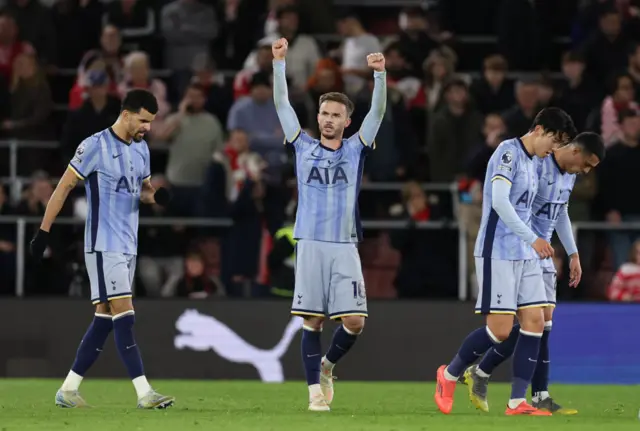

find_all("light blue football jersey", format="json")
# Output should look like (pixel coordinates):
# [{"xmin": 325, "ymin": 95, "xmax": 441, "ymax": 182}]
[
  {"xmin": 69, "ymin": 128, "xmax": 151, "ymax": 255},
  {"xmin": 531, "ymin": 154, "xmax": 576, "ymax": 271},
  {"xmin": 287, "ymin": 131, "xmax": 371, "ymax": 243},
  {"xmin": 474, "ymin": 138, "xmax": 539, "ymax": 260}
]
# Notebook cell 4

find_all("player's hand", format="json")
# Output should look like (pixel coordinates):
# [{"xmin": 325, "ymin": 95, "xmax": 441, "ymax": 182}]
[
  {"xmin": 568, "ymin": 253, "xmax": 582, "ymax": 288},
  {"xmin": 272, "ymin": 38, "xmax": 288, "ymax": 60},
  {"xmin": 367, "ymin": 52, "xmax": 385, "ymax": 72},
  {"xmin": 153, "ymin": 187, "xmax": 172, "ymax": 207},
  {"xmin": 29, "ymin": 229, "xmax": 49, "ymax": 261},
  {"xmin": 532, "ymin": 238, "xmax": 554, "ymax": 259}
]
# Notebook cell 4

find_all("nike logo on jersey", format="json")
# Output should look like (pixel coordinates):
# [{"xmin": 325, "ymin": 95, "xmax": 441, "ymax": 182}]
[
  {"xmin": 547, "ymin": 180, "xmax": 555, "ymax": 185},
  {"xmin": 113, "ymin": 153, "xmax": 123, "ymax": 159}
]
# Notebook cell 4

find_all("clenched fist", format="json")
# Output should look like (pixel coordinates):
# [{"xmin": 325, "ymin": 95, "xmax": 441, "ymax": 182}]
[
  {"xmin": 367, "ymin": 52, "xmax": 385, "ymax": 72},
  {"xmin": 272, "ymin": 38, "xmax": 288, "ymax": 60}
]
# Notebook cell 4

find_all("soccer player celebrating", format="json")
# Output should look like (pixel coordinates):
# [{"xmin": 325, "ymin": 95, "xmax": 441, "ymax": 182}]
[
  {"xmin": 272, "ymin": 38, "xmax": 386, "ymax": 412},
  {"xmin": 463, "ymin": 132, "xmax": 605, "ymax": 414},
  {"xmin": 30, "ymin": 89, "xmax": 175, "ymax": 409},
  {"xmin": 434, "ymin": 107, "xmax": 577, "ymax": 416}
]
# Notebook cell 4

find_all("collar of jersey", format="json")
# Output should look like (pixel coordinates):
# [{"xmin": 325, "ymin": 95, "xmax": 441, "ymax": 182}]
[
  {"xmin": 516, "ymin": 137, "xmax": 533, "ymax": 159},
  {"xmin": 551, "ymin": 152, "xmax": 565, "ymax": 174},
  {"xmin": 109, "ymin": 127, "xmax": 132, "ymax": 146}
]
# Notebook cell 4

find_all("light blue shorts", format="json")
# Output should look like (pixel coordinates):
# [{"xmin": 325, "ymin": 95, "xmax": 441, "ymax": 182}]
[{"xmin": 85, "ymin": 251, "xmax": 136, "ymax": 304}]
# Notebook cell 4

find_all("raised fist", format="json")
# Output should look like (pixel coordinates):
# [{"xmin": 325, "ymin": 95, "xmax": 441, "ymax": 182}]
[
  {"xmin": 272, "ymin": 38, "xmax": 288, "ymax": 60},
  {"xmin": 367, "ymin": 52, "xmax": 385, "ymax": 72}
]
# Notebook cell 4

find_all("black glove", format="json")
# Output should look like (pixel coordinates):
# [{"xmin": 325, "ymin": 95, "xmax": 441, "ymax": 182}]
[
  {"xmin": 153, "ymin": 187, "xmax": 171, "ymax": 207},
  {"xmin": 30, "ymin": 229, "xmax": 49, "ymax": 261}
]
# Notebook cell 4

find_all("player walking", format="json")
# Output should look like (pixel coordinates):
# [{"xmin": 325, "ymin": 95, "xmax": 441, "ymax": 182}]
[
  {"xmin": 434, "ymin": 107, "xmax": 577, "ymax": 416},
  {"xmin": 463, "ymin": 132, "xmax": 605, "ymax": 414},
  {"xmin": 30, "ymin": 89, "xmax": 175, "ymax": 409},
  {"xmin": 272, "ymin": 38, "xmax": 386, "ymax": 412}
]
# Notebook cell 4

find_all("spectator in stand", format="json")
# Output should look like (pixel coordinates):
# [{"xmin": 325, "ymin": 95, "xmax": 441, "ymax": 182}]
[
  {"xmin": 428, "ymin": 78, "xmax": 483, "ymax": 182},
  {"xmin": 214, "ymin": 0, "xmax": 267, "ymax": 70},
  {"xmin": 389, "ymin": 181, "xmax": 455, "ymax": 298},
  {"xmin": 626, "ymin": 42, "xmax": 640, "ymax": 102},
  {"xmin": 16, "ymin": 171, "xmax": 73, "ymax": 296},
  {"xmin": 600, "ymin": 72, "xmax": 638, "ymax": 146},
  {"xmin": 68, "ymin": 26, "xmax": 123, "ymax": 109},
  {"xmin": 536, "ymin": 74, "xmax": 555, "ymax": 109},
  {"xmin": 263, "ymin": 0, "xmax": 293, "ymax": 39},
  {"xmin": 234, "ymin": 42, "xmax": 272, "ymax": 100},
  {"xmin": 3, "ymin": 51, "xmax": 53, "ymax": 140},
  {"xmin": 554, "ymin": 51, "xmax": 599, "ymax": 131},
  {"xmin": 155, "ymin": 83, "xmax": 225, "ymax": 217},
  {"xmin": 383, "ymin": 43, "xmax": 422, "ymax": 107},
  {"xmin": 161, "ymin": 0, "xmax": 218, "ymax": 100},
  {"xmin": 227, "ymin": 71, "xmax": 288, "ymax": 185},
  {"xmin": 61, "ymin": 69, "xmax": 120, "ymax": 162},
  {"xmin": 581, "ymin": 6, "xmax": 630, "ymax": 85},
  {"xmin": 175, "ymin": 249, "xmax": 225, "ymax": 298},
  {"xmin": 52, "ymin": 0, "xmax": 104, "ymax": 69},
  {"xmin": 470, "ymin": 54, "xmax": 514, "ymax": 116},
  {"xmin": 103, "ymin": 0, "xmax": 155, "ymax": 46},
  {"xmin": 336, "ymin": 10, "xmax": 381, "ymax": 96},
  {"xmin": 0, "ymin": 11, "xmax": 34, "ymax": 82},
  {"xmin": 118, "ymin": 51, "xmax": 170, "ymax": 136},
  {"xmin": 607, "ymin": 239, "xmax": 640, "ymax": 302},
  {"xmin": 3, "ymin": 0, "xmax": 56, "ymax": 67},
  {"xmin": 138, "ymin": 174, "xmax": 187, "ymax": 298},
  {"xmin": 597, "ymin": 108, "xmax": 640, "ymax": 270},
  {"xmin": 395, "ymin": 7, "xmax": 440, "ymax": 76},
  {"xmin": 191, "ymin": 52, "xmax": 233, "ymax": 128},
  {"xmin": 0, "ymin": 184, "xmax": 15, "ymax": 295},
  {"xmin": 501, "ymin": 79, "xmax": 540, "ymax": 137},
  {"xmin": 243, "ymin": 5, "xmax": 320, "ymax": 92},
  {"xmin": 422, "ymin": 46, "xmax": 459, "ymax": 114}
]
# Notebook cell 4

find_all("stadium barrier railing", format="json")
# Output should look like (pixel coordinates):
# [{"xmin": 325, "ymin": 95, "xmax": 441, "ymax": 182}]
[{"xmin": 0, "ymin": 299, "xmax": 635, "ymax": 384}]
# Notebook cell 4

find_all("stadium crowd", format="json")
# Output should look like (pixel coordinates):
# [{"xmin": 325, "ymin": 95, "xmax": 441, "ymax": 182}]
[{"xmin": 0, "ymin": 0, "xmax": 639, "ymax": 303}]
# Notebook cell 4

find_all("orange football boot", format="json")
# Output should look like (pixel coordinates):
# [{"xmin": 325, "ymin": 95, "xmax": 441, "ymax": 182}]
[
  {"xmin": 505, "ymin": 401, "xmax": 552, "ymax": 416},
  {"xmin": 434, "ymin": 365, "xmax": 457, "ymax": 414}
]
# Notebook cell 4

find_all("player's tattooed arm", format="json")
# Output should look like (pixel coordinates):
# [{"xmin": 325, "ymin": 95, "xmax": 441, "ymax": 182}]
[
  {"xmin": 272, "ymin": 38, "xmax": 301, "ymax": 143},
  {"xmin": 40, "ymin": 167, "xmax": 79, "ymax": 232},
  {"xmin": 359, "ymin": 53, "xmax": 387, "ymax": 147}
]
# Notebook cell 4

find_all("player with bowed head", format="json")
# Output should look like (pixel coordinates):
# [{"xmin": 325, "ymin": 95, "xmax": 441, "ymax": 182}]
[
  {"xmin": 272, "ymin": 37, "xmax": 386, "ymax": 411},
  {"xmin": 463, "ymin": 132, "xmax": 605, "ymax": 414},
  {"xmin": 434, "ymin": 107, "xmax": 577, "ymax": 416},
  {"xmin": 29, "ymin": 89, "xmax": 175, "ymax": 409}
]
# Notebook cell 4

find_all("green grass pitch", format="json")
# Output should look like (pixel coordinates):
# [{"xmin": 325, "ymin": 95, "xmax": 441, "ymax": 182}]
[{"xmin": 1, "ymin": 379, "xmax": 639, "ymax": 430}]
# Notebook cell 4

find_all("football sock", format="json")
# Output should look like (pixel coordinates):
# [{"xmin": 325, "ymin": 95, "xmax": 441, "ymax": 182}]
[
  {"xmin": 478, "ymin": 324, "xmax": 520, "ymax": 375},
  {"xmin": 532, "ymin": 321, "xmax": 552, "ymax": 398},
  {"xmin": 113, "ymin": 311, "xmax": 150, "ymax": 397},
  {"xmin": 510, "ymin": 328, "xmax": 542, "ymax": 401},
  {"xmin": 446, "ymin": 326, "xmax": 500, "ymax": 379},
  {"xmin": 301, "ymin": 325, "xmax": 322, "ymax": 386},
  {"xmin": 62, "ymin": 313, "xmax": 113, "ymax": 391},
  {"xmin": 324, "ymin": 325, "xmax": 359, "ymax": 367}
]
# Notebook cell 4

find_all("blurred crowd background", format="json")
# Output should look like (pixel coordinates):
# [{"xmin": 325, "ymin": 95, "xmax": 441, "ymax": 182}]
[{"xmin": 1, "ymin": 0, "xmax": 640, "ymax": 303}]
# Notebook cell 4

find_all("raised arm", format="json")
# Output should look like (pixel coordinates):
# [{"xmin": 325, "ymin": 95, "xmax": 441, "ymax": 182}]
[
  {"xmin": 272, "ymin": 38, "xmax": 301, "ymax": 143},
  {"xmin": 359, "ymin": 53, "xmax": 387, "ymax": 147}
]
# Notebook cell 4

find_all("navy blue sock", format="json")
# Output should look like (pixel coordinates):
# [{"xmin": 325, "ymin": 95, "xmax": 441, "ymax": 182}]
[
  {"xmin": 511, "ymin": 329, "xmax": 542, "ymax": 399},
  {"xmin": 325, "ymin": 325, "xmax": 358, "ymax": 365},
  {"xmin": 301, "ymin": 327, "xmax": 322, "ymax": 385},
  {"xmin": 478, "ymin": 324, "xmax": 520, "ymax": 375},
  {"xmin": 447, "ymin": 326, "xmax": 497, "ymax": 377},
  {"xmin": 113, "ymin": 312, "xmax": 145, "ymax": 379},
  {"xmin": 71, "ymin": 314, "xmax": 113, "ymax": 376},
  {"xmin": 531, "ymin": 323, "xmax": 551, "ymax": 396}
]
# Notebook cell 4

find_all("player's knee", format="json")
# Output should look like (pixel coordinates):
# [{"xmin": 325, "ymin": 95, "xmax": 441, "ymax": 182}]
[
  {"xmin": 543, "ymin": 306, "xmax": 554, "ymax": 322},
  {"xmin": 95, "ymin": 302, "xmax": 110, "ymax": 315},
  {"xmin": 486, "ymin": 315, "xmax": 514, "ymax": 341},
  {"xmin": 341, "ymin": 316, "xmax": 365, "ymax": 334},
  {"xmin": 518, "ymin": 307, "xmax": 545, "ymax": 333},
  {"xmin": 303, "ymin": 316, "xmax": 324, "ymax": 331},
  {"xmin": 109, "ymin": 297, "xmax": 134, "ymax": 316}
]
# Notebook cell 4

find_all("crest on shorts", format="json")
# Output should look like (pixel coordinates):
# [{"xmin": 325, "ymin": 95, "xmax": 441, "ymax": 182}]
[{"xmin": 501, "ymin": 151, "xmax": 512, "ymax": 165}]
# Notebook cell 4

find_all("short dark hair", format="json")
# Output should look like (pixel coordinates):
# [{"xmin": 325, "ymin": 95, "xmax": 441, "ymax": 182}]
[
  {"xmin": 276, "ymin": 5, "xmax": 298, "ymax": 19},
  {"xmin": 443, "ymin": 77, "xmax": 468, "ymax": 93},
  {"xmin": 186, "ymin": 82, "xmax": 206, "ymax": 94},
  {"xmin": 529, "ymin": 107, "xmax": 577, "ymax": 145},
  {"xmin": 607, "ymin": 71, "xmax": 633, "ymax": 95},
  {"xmin": 319, "ymin": 92, "xmax": 354, "ymax": 117},
  {"xmin": 573, "ymin": 132, "xmax": 605, "ymax": 162},
  {"xmin": 121, "ymin": 89, "xmax": 158, "ymax": 115},
  {"xmin": 562, "ymin": 50, "xmax": 584, "ymax": 64}
]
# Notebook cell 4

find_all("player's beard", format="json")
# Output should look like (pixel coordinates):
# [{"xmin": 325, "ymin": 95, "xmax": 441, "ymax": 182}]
[
  {"xmin": 132, "ymin": 131, "xmax": 145, "ymax": 142},
  {"xmin": 321, "ymin": 126, "xmax": 342, "ymax": 140}
]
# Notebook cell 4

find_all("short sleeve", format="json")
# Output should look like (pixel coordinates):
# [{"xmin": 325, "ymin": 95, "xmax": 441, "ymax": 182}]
[
  {"xmin": 345, "ymin": 133, "xmax": 374, "ymax": 153},
  {"xmin": 68, "ymin": 137, "xmax": 100, "ymax": 180},
  {"xmin": 285, "ymin": 129, "xmax": 306, "ymax": 151},
  {"xmin": 489, "ymin": 143, "xmax": 519, "ymax": 185}
]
